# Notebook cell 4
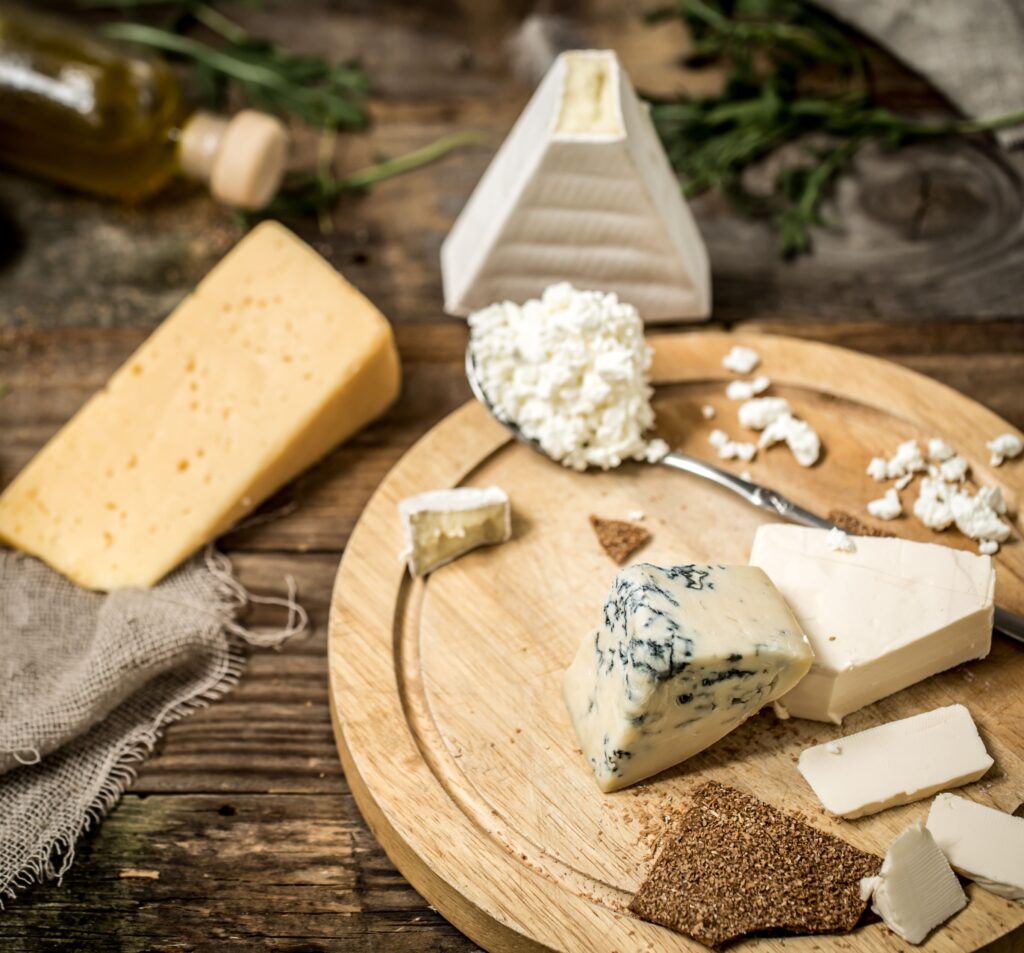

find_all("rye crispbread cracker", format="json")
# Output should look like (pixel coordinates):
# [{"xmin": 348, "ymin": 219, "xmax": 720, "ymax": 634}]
[{"xmin": 589, "ymin": 516, "xmax": 650, "ymax": 564}]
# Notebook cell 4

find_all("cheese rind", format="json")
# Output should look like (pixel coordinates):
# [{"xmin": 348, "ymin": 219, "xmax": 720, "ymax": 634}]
[
  {"xmin": 563, "ymin": 563, "xmax": 812, "ymax": 792},
  {"xmin": 399, "ymin": 486, "xmax": 511, "ymax": 576},
  {"xmin": 926, "ymin": 793, "xmax": 1024, "ymax": 900},
  {"xmin": 750, "ymin": 525, "xmax": 994, "ymax": 723},
  {"xmin": 0, "ymin": 222, "xmax": 400, "ymax": 590},
  {"xmin": 441, "ymin": 50, "xmax": 710, "ymax": 322},
  {"xmin": 798, "ymin": 704, "xmax": 993, "ymax": 819},
  {"xmin": 860, "ymin": 823, "xmax": 967, "ymax": 945}
]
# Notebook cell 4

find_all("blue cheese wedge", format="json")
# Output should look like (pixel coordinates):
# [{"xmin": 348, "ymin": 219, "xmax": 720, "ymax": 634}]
[
  {"xmin": 750, "ymin": 525, "xmax": 994, "ymax": 723},
  {"xmin": 399, "ymin": 487, "xmax": 510, "ymax": 576},
  {"xmin": 563, "ymin": 563, "xmax": 812, "ymax": 792}
]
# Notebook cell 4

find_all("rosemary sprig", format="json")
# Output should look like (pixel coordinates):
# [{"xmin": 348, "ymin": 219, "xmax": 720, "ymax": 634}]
[{"xmin": 647, "ymin": 0, "xmax": 1024, "ymax": 256}]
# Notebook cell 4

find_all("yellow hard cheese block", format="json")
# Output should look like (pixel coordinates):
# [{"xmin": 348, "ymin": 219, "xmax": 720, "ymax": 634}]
[{"xmin": 0, "ymin": 221, "xmax": 400, "ymax": 590}]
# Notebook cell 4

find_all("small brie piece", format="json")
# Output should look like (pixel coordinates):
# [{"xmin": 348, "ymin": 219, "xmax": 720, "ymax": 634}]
[
  {"xmin": 867, "ymin": 487, "xmax": 902, "ymax": 520},
  {"xmin": 799, "ymin": 705, "xmax": 992, "ymax": 818},
  {"xmin": 725, "ymin": 375, "xmax": 770, "ymax": 401},
  {"xmin": 722, "ymin": 345, "xmax": 760, "ymax": 374},
  {"xmin": 926, "ymin": 793, "xmax": 1024, "ymax": 900},
  {"xmin": 988, "ymin": 432, "xmax": 1023, "ymax": 466},
  {"xmin": 399, "ymin": 486, "xmax": 511, "ymax": 576},
  {"xmin": 441, "ymin": 50, "xmax": 710, "ymax": 322},
  {"xmin": 750, "ymin": 525, "xmax": 994, "ymax": 723},
  {"xmin": 860, "ymin": 823, "xmax": 967, "ymax": 944},
  {"xmin": 563, "ymin": 563, "xmax": 812, "ymax": 792},
  {"xmin": 738, "ymin": 397, "xmax": 790, "ymax": 431}
]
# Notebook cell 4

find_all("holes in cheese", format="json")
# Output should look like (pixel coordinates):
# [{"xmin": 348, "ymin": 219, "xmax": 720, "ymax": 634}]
[{"xmin": 0, "ymin": 221, "xmax": 400, "ymax": 590}]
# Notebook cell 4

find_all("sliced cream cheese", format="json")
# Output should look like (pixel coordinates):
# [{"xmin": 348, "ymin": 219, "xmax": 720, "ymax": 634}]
[
  {"xmin": 798, "ymin": 704, "xmax": 993, "ymax": 819},
  {"xmin": 927, "ymin": 793, "xmax": 1024, "ymax": 901},
  {"xmin": 441, "ymin": 50, "xmax": 710, "ymax": 322},
  {"xmin": 399, "ymin": 486, "xmax": 511, "ymax": 576},
  {"xmin": 563, "ymin": 563, "xmax": 812, "ymax": 792},
  {"xmin": 861, "ymin": 822, "xmax": 967, "ymax": 944},
  {"xmin": 749, "ymin": 525, "xmax": 995, "ymax": 723}
]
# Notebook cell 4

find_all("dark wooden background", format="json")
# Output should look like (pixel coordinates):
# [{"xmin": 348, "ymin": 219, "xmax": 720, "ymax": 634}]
[{"xmin": 2, "ymin": 1, "xmax": 1023, "ymax": 950}]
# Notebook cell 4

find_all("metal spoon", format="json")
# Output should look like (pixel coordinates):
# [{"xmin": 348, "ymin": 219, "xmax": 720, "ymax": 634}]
[{"xmin": 466, "ymin": 346, "xmax": 1024, "ymax": 645}]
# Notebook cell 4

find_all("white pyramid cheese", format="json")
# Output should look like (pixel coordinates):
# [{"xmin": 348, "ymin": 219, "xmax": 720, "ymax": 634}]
[
  {"xmin": 927, "ymin": 793, "xmax": 1024, "ymax": 900},
  {"xmin": 441, "ymin": 50, "xmax": 710, "ymax": 322},
  {"xmin": 750, "ymin": 525, "xmax": 994, "ymax": 723},
  {"xmin": 399, "ymin": 486, "xmax": 511, "ymax": 576},
  {"xmin": 0, "ymin": 222, "xmax": 401, "ymax": 590},
  {"xmin": 860, "ymin": 823, "xmax": 967, "ymax": 945},
  {"xmin": 563, "ymin": 563, "xmax": 812, "ymax": 792},
  {"xmin": 798, "ymin": 705, "xmax": 993, "ymax": 819}
]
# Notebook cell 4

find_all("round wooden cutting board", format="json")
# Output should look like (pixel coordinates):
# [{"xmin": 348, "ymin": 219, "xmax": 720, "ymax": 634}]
[{"xmin": 328, "ymin": 331, "xmax": 1024, "ymax": 953}]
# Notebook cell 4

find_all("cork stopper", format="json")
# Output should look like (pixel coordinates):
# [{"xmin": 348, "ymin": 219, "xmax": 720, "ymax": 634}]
[{"xmin": 179, "ymin": 110, "xmax": 289, "ymax": 210}]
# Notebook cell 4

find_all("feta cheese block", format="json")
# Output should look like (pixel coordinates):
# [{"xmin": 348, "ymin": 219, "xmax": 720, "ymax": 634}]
[
  {"xmin": 563, "ymin": 563, "xmax": 812, "ymax": 792},
  {"xmin": 441, "ymin": 50, "xmax": 710, "ymax": 322},
  {"xmin": 0, "ymin": 221, "xmax": 401, "ymax": 590},
  {"xmin": 750, "ymin": 525, "xmax": 995, "ymax": 723},
  {"xmin": 399, "ymin": 487, "xmax": 511, "ymax": 576},
  {"xmin": 798, "ymin": 704, "xmax": 993, "ymax": 819},
  {"xmin": 927, "ymin": 793, "xmax": 1024, "ymax": 900},
  {"xmin": 860, "ymin": 823, "xmax": 967, "ymax": 944}
]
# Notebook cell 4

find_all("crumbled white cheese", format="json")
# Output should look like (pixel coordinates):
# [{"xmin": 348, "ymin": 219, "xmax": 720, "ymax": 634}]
[
  {"xmin": 722, "ymin": 345, "xmax": 760, "ymax": 374},
  {"xmin": 988, "ymin": 433, "xmax": 1023, "ymax": 466},
  {"xmin": 938, "ymin": 455, "xmax": 968, "ymax": 483},
  {"xmin": 979, "ymin": 485, "xmax": 1007, "ymax": 514},
  {"xmin": 468, "ymin": 283, "xmax": 668, "ymax": 471},
  {"xmin": 627, "ymin": 509, "xmax": 646, "ymax": 521},
  {"xmin": 894, "ymin": 472, "xmax": 914, "ymax": 491},
  {"xmin": 866, "ymin": 457, "xmax": 889, "ymax": 482},
  {"xmin": 725, "ymin": 375, "xmax": 770, "ymax": 401},
  {"xmin": 826, "ymin": 527, "xmax": 856, "ymax": 553},
  {"xmin": 867, "ymin": 488, "xmax": 902, "ymax": 520},
  {"xmin": 709, "ymin": 429, "xmax": 757, "ymax": 462},
  {"xmin": 886, "ymin": 440, "xmax": 927, "ymax": 480},
  {"xmin": 738, "ymin": 397, "xmax": 791, "ymax": 431},
  {"xmin": 825, "ymin": 741, "xmax": 843, "ymax": 755},
  {"xmin": 759, "ymin": 413, "xmax": 821, "ymax": 467},
  {"xmin": 913, "ymin": 476, "xmax": 955, "ymax": 530},
  {"xmin": 979, "ymin": 539, "xmax": 999, "ymax": 556},
  {"xmin": 951, "ymin": 488, "xmax": 1010, "ymax": 543},
  {"xmin": 928, "ymin": 438, "xmax": 955, "ymax": 462},
  {"xmin": 701, "ymin": 404, "xmax": 716, "ymax": 420},
  {"xmin": 739, "ymin": 469, "xmax": 753, "ymax": 482}
]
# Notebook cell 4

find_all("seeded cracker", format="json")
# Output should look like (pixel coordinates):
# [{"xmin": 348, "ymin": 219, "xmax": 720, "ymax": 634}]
[
  {"xmin": 629, "ymin": 781, "xmax": 879, "ymax": 947},
  {"xmin": 589, "ymin": 516, "xmax": 650, "ymax": 564}
]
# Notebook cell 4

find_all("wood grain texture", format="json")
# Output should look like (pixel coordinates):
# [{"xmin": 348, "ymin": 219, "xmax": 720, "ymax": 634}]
[{"xmin": 329, "ymin": 333, "xmax": 1024, "ymax": 953}]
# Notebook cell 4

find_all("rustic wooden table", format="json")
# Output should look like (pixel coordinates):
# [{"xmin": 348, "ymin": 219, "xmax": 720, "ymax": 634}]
[{"xmin": 2, "ymin": 2, "xmax": 1023, "ymax": 951}]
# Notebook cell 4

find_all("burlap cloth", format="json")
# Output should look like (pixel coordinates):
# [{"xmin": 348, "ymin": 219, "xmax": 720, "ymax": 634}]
[{"xmin": 0, "ymin": 548, "xmax": 306, "ymax": 901}]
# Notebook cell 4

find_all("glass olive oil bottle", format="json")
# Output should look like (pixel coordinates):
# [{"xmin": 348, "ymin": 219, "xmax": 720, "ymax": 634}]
[{"xmin": 0, "ymin": 5, "xmax": 288, "ymax": 208}]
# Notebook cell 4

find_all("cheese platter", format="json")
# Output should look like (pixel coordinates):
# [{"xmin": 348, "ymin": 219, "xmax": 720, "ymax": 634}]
[{"xmin": 328, "ymin": 330, "xmax": 1024, "ymax": 953}]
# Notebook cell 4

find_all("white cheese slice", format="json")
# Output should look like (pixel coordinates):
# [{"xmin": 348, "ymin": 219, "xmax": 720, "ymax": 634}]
[
  {"xmin": 861, "ymin": 822, "xmax": 967, "ymax": 944},
  {"xmin": 563, "ymin": 563, "xmax": 812, "ymax": 792},
  {"xmin": 798, "ymin": 704, "xmax": 993, "ymax": 818},
  {"xmin": 399, "ymin": 487, "xmax": 511, "ymax": 576},
  {"xmin": 441, "ymin": 50, "xmax": 710, "ymax": 322},
  {"xmin": 927, "ymin": 793, "xmax": 1024, "ymax": 900},
  {"xmin": 749, "ymin": 525, "xmax": 994, "ymax": 723}
]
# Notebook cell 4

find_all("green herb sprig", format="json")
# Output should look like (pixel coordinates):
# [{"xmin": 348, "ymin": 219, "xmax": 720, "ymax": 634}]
[{"xmin": 647, "ymin": 0, "xmax": 1024, "ymax": 256}]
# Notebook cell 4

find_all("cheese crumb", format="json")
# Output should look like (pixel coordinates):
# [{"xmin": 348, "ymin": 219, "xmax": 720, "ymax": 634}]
[
  {"xmin": 627, "ymin": 509, "xmax": 646, "ymax": 521},
  {"xmin": 886, "ymin": 440, "xmax": 927, "ymax": 480},
  {"xmin": 709, "ymin": 429, "xmax": 756, "ymax": 462},
  {"xmin": 468, "ymin": 283, "xmax": 666, "ymax": 471},
  {"xmin": 759, "ymin": 413, "xmax": 821, "ymax": 467},
  {"xmin": 938, "ymin": 456, "xmax": 968, "ymax": 483},
  {"xmin": 867, "ymin": 488, "xmax": 902, "ymax": 520},
  {"xmin": 894, "ymin": 472, "xmax": 914, "ymax": 491},
  {"xmin": 913, "ymin": 476, "xmax": 955, "ymax": 530},
  {"xmin": 951, "ymin": 487, "xmax": 1010, "ymax": 543},
  {"xmin": 701, "ymin": 404, "xmax": 716, "ymax": 420},
  {"xmin": 988, "ymin": 432, "xmax": 1023, "ymax": 466},
  {"xmin": 722, "ymin": 345, "xmax": 759, "ymax": 374},
  {"xmin": 979, "ymin": 539, "xmax": 999, "ymax": 556},
  {"xmin": 725, "ymin": 375, "xmax": 770, "ymax": 401},
  {"xmin": 927, "ymin": 438, "xmax": 955, "ymax": 462},
  {"xmin": 866, "ymin": 457, "xmax": 888, "ymax": 482},
  {"xmin": 738, "ymin": 397, "xmax": 790, "ymax": 431},
  {"xmin": 825, "ymin": 741, "xmax": 843, "ymax": 755},
  {"xmin": 826, "ymin": 527, "xmax": 856, "ymax": 553}
]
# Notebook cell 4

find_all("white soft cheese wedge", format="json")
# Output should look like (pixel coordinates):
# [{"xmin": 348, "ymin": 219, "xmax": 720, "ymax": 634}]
[
  {"xmin": 861, "ymin": 823, "xmax": 967, "ymax": 945},
  {"xmin": 799, "ymin": 704, "xmax": 993, "ymax": 819},
  {"xmin": 441, "ymin": 50, "xmax": 710, "ymax": 322},
  {"xmin": 0, "ymin": 222, "xmax": 400, "ymax": 590},
  {"xmin": 927, "ymin": 793, "xmax": 1024, "ymax": 900},
  {"xmin": 563, "ymin": 563, "xmax": 812, "ymax": 792},
  {"xmin": 750, "ymin": 525, "xmax": 994, "ymax": 723},
  {"xmin": 399, "ymin": 487, "xmax": 511, "ymax": 576}
]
